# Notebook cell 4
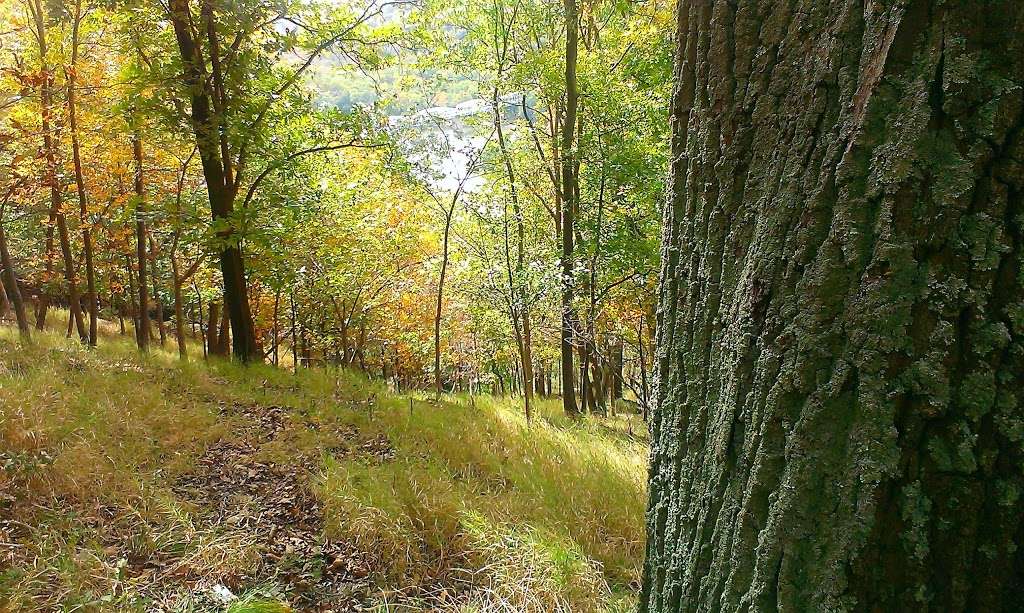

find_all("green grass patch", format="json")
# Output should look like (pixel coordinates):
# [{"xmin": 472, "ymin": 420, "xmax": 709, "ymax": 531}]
[{"xmin": 1, "ymin": 318, "xmax": 646, "ymax": 611}]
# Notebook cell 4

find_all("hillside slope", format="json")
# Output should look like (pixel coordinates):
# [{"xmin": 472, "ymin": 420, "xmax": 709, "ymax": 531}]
[{"xmin": 0, "ymin": 325, "xmax": 646, "ymax": 612}]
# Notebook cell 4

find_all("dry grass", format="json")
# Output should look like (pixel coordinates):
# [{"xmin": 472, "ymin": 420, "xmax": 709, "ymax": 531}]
[{"xmin": 0, "ymin": 317, "xmax": 646, "ymax": 611}]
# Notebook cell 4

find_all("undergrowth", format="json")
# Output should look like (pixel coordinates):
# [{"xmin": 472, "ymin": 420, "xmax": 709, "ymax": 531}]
[{"xmin": 0, "ymin": 317, "xmax": 646, "ymax": 611}]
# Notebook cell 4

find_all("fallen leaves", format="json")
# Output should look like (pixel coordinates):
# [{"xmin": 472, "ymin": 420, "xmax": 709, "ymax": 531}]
[{"xmin": 168, "ymin": 401, "xmax": 376, "ymax": 611}]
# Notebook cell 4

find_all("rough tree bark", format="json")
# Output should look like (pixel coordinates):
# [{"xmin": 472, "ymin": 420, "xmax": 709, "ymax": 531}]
[{"xmin": 642, "ymin": 1, "xmax": 1024, "ymax": 612}]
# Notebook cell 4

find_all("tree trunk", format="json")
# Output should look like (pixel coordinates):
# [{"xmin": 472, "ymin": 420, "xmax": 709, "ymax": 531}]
[
  {"xmin": 611, "ymin": 339, "xmax": 623, "ymax": 400},
  {"xmin": 0, "ymin": 276, "xmax": 8, "ymax": 318},
  {"xmin": 31, "ymin": 0, "xmax": 86, "ymax": 343},
  {"xmin": 147, "ymin": 234, "xmax": 167, "ymax": 346},
  {"xmin": 194, "ymin": 281, "xmax": 207, "ymax": 359},
  {"xmin": 272, "ymin": 287, "xmax": 281, "ymax": 365},
  {"xmin": 290, "ymin": 290, "xmax": 298, "ymax": 371},
  {"xmin": 152, "ymin": 265, "xmax": 165, "ymax": 345},
  {"xmin": 641, "ymin": 2, "xmax": 1024, "ymax": 612},
  {"xmin": 124, "ymin": 256, "xmax": 138, "ymax": 337},
  {"xmin": 168, "ymin": 0, "xmax": 259, "ymax": 363},
  {"xmin": 116, "ymin": 290, "xmax": 126, "ymax": 335},
  {"xmin": 207, "ymin": 301, "xmax": 221, "ymax": 356},
  {"xmin": 0, "ymin": 219, "xmax": 31, "ymax": 338},
  {"xmin": 494, "ymin": 82, "xmax": 534, "ymax": 422},
  {"xmin": 68, "ymin": 0, "xmax": 98, "ymax": 347},
  {"xmin": 132, "ymin": 133, "xmax": 150, "ymax": 352},
  {"xmin": 559, "ymin": 0, "xmax": 580, "ymax": 417},
  {"xmin": 27, "ymin": 0, "xmax": 74, "ymax": 337},
  {"xmin": 434, "ymin": 206, "xmax": 454, "ymax": 397},
  {"xmin": 171, "ymin": 254, "xmax": 188, "ymax": 359},
  {"xmin": 216, "ymin": 300, "xmax": 230, "ymax": 356},
  {"xmin": 637, "ymin": 312, "xmax": 649, "ymax": 421},
  {"xmin": 357, "ymin": 321, "xmax": 367, "ymax": 372}
]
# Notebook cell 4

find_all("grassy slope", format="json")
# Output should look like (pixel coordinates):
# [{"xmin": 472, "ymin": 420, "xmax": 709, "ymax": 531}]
[{"xmin": 0, "ymin": 321, "xmax": 647, "ymax": 612}]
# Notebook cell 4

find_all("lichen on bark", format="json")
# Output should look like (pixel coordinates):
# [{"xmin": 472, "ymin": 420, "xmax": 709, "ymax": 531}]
[{"xmin": 641, "ymin": 1, "xmax": 1024, "ymax": 611}]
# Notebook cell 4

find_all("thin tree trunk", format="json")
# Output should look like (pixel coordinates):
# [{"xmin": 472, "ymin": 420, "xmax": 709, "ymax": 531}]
[
  {"xmin": 171, "ymin": 254, "xmax": 187, "ymax": 359},
  {"xmin": 194, "ymin": 280, "xmax": 207, "ymax": 359},
  {"xmin": 637, "ymin": 312, "xmax": 649, "ymax": 421},
  {"xmin": 609, "ymin": 338, "xmax": 623, "ymax": 401},
  {"xmin": 0, "ymin": 277, "xmax": 8, "ymax": 319},
  {"xmin": 124, "ymin": 256, "xmax": 138, "ymax": 336},
  {"xmin": 30, "ymin": 0, "xmax": 86, "ymax": 341},
  {"xmin": 356, "ymin": 321, "xmax": 367, "ymax": 372},
  {"xmin": 272, "ymin": 287, "xmax": 280, "ymax": 365},
  {"xmin": 132, "ymin": 132, "xmax": 150, "ymax": 351},
  {"xmin": 494, "ymin": 83, "xmax": 534, "ymax": 421},
  {"xmin": 641, "ymin": 2, "xmax": 1024, "ymax": 611},
  {"xmin": 148, "ymin": 234, "xmax": 166, "ymax": 346},
  {"xmin": 0, "ymin": 218, "xmax": 31, "ymax": 338},
  {"xmin": 559, "ymin": 0, "xmax": 580, "ymax": 417},
  {"xmin": 217, "ymin": 301, "xmax": 230, "ymax": 356},
  {"xmin": 117, "ymin": 296, "xmax": 125, "ymax": 334},
  {"xmin": 290, "ymin": 290, "xmax": 298, "ymax": 371},
  {"xmin": 434, "ymin": 206, "xmax": 454, "ymax": 397},
  {"xmin": 67, "ymin": 0, "xmax": 97, "ymax": 346},
  {"xmin": 207, "ymin": 301, "xmax": 221, "ymax": 356},
  {"xmin": 34, "ymin": 225, "xmax": 54, "ymax": 330},
  {"xmin": 29, "ymin": 0, "xmax": 54, "ymax": 333}
]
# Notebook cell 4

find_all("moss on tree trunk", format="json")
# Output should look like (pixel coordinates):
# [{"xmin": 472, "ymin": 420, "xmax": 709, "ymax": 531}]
[{"xmin": 641, "ymin": 1, "xmax": 1024, "ymax": 611}]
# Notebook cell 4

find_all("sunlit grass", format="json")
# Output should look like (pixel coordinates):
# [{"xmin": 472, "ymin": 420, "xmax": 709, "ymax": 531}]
[{"xmin": 1, "ymin": 316, "xmax": 646, "ymax": 611}]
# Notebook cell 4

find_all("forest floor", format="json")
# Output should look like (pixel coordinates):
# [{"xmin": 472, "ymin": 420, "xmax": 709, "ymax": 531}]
[{"xmin": 0, "ymin": 318, "xmax": 646, "ymax": 612}]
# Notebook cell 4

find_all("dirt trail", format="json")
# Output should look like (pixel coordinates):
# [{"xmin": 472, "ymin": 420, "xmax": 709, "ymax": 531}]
[{"xmin": 165, "ymin": 401, "xmax": 385, "ymax": 611}]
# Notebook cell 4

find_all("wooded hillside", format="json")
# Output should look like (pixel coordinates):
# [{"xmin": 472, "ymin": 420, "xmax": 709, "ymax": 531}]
[
  {"xmin": 0, "ymin": 0, "xmax": 671, "ymax": 417},
  {"xmin": 3, "ymin": 0, "xmax": 1023, "ymax": 611}
]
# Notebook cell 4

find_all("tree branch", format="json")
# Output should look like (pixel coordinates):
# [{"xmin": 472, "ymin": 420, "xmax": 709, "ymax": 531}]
[{"xmin": 239, "ymin": 140, "xmax": 385, "ymax": 210}]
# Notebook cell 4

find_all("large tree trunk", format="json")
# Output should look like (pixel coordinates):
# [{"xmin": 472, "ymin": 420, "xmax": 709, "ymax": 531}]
[{"xmin": 641, "ymin": 2, "xmax": 1024, "ymax": 612}]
